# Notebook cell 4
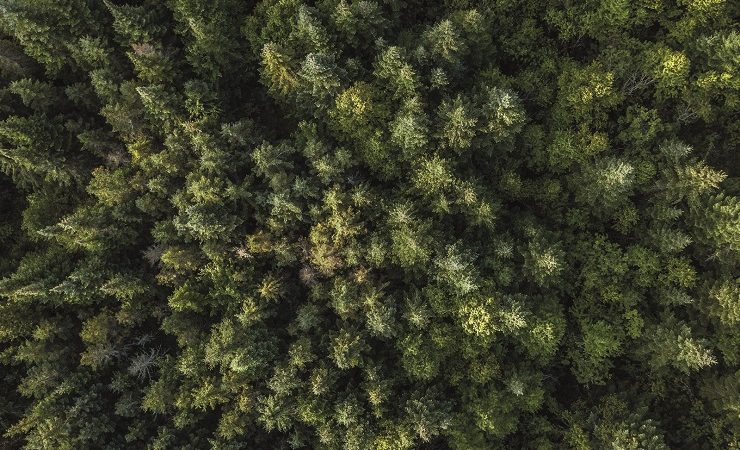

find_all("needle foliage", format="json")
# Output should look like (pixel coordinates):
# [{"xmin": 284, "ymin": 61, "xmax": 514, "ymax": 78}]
[{"xmin": 0, "ymin": 1, "xmax": 738, "ymax": 449}]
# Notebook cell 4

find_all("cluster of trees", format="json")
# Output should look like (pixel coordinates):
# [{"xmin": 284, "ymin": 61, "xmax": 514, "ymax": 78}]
[{"xmin": 0, "ymin": 0, "xmax": 738, "ymax": 448}]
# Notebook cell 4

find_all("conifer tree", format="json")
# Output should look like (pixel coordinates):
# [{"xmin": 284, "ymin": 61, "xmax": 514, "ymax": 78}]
[{"xmin": 0, "ymin": 1, "xmax": 738, "ymax": 449}]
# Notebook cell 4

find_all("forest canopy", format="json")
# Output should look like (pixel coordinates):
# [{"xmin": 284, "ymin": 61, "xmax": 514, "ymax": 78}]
[{"xmin": 0, "ymin": 0, "xmax": 738, "ymax": 449}]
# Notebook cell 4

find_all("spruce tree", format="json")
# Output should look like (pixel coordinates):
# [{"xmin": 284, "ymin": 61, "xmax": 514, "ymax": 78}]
[{"xmin": 0, "ymin": 1, "xmax": 738, "ymax": 449}]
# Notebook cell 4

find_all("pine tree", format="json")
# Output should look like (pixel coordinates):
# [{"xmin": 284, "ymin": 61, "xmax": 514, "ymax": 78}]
[{"xmin": 0, "ymin": 1, "xmax": 738, "ymax": 449}]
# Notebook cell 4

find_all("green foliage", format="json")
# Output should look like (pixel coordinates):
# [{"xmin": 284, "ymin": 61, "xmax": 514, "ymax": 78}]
[{"xmin": 0, "ymin": 1, "xmax": 738, "ymax": 449}]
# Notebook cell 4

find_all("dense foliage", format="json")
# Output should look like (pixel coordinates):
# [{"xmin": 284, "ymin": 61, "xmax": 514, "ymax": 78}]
[{"xmin": 0, "ymin": 1, "xmax": 738, "ymax": 448}]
